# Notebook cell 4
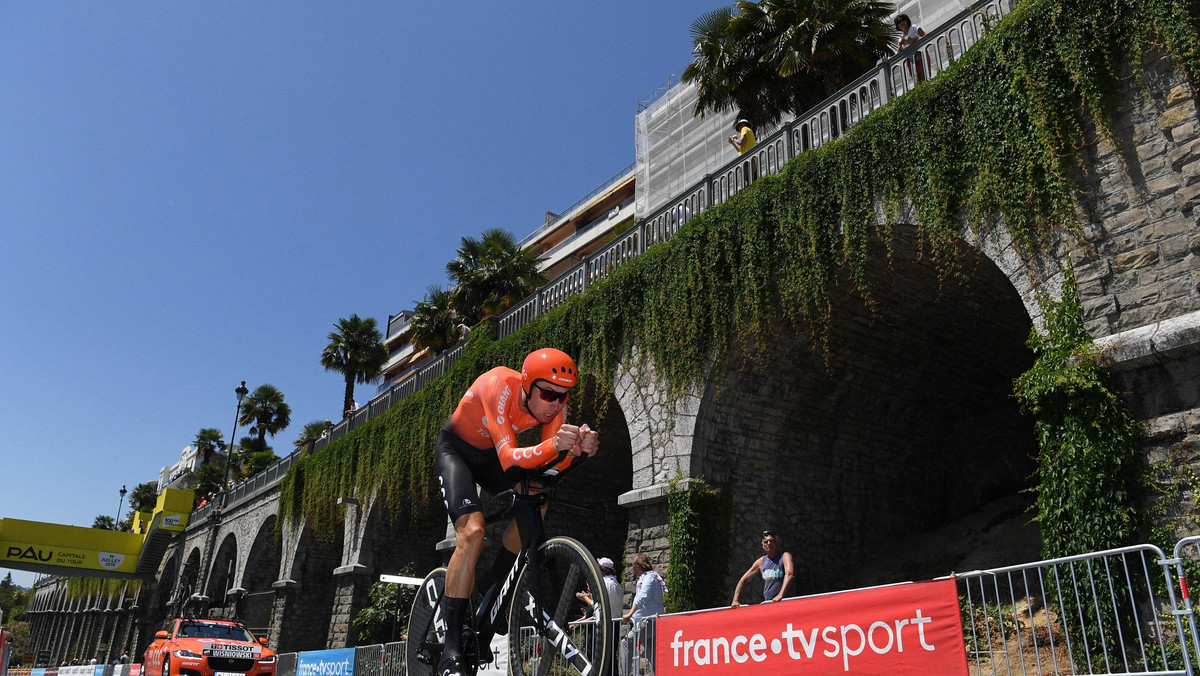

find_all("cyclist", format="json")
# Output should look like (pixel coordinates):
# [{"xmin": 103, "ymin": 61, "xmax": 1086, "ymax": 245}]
[{"xmin": 434, "ymin": 347, "xmax": 599, "ymax": 676}]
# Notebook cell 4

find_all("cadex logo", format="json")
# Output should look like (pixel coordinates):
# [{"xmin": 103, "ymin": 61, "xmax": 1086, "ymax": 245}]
[{"xmin": 6, "ymin": 546, "xmax": 52, "ymax": 562}]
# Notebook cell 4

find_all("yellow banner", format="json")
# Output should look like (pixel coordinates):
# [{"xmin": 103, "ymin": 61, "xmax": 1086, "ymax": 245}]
[{"xmin": 0, "ymin": 519, "xmax": 144, "ymax": 577}]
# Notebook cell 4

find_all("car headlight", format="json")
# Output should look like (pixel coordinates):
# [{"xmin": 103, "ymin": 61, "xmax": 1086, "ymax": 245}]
[
  {"xmin": 258, "ymin": 656, "xmax": 276, "ymax": 663},
  {"xmin": 172, "ymin": 650, "xmax": 203, "ymax": 659}
]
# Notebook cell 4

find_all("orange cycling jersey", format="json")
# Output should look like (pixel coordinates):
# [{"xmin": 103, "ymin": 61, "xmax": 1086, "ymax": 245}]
[{"xmin": 447, "ymin": 366, "xmax": 572, "ymax": 472}]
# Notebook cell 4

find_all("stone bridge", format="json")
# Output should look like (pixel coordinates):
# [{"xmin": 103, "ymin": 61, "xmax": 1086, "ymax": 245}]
[{"xmin": 24, "ymin": 44, "xmax": 1200, "ymax": 664}]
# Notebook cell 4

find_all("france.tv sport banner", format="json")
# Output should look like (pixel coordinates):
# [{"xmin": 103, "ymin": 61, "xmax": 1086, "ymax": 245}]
[
  {"xmin": 296, "ymin": 648, "xmax": 355, "ymax": 676},
  {"xmin": 656, "ymin": 578, "xmax": 968, "ymax": 675}
]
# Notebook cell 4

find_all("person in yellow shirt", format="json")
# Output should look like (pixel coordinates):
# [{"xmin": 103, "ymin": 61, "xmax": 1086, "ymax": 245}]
[{"xmin": 728, "ymin": 118, "xmax": 757, "ymax": 154}]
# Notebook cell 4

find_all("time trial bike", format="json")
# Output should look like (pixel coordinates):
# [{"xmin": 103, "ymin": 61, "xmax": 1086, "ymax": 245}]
[{"xmin": 407, "ymin": 457, "xmax": 614, "ymax": 676}]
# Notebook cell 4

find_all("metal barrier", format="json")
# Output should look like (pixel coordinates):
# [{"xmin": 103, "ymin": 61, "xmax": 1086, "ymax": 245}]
[
  {"xmin": 618, "ymin": 616, "xmax": 656, "ymax": 676},
  {"xmin": 380, "ymin": 642, "xmax": 406, "ymax": 676},
  {"xmin": 267, "ymin": 539, "xmax": 1200, "ymax": 676},
  {"xmin": 353, "ymin": 645, "xmax": 383, "ymax": 676},
  {"xmin": 275, "ymin": 652, "xmax": 296, "ymax": 676},
  {"xmin": 957, "ymin": 543, "xmax": 1192, "ymax": 676}
]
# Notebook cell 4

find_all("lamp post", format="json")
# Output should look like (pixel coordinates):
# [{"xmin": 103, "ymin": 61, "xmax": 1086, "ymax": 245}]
[
  {"xmin": 221, "ymin": 381, "xmax": 249, "ymax": 506},
  {"xmin": 115, "ymin": 485, "xmax": 127, "ymax": 527}
]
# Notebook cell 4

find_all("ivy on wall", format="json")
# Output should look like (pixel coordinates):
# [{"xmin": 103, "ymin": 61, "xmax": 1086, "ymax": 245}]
[
  {"xmin": 280, "ymin": 0, "xmax": 1200, "ymax": 578},
  {"xmin": 665, "ymin": 478, "xmax": 733, "ymax": 613},
  {"xmin": 1015, "ymin": 270, "xmax": 1150, "ymax": 559}
]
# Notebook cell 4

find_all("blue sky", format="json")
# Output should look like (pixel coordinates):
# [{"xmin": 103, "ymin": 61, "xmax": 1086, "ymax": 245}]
[{"xmin": 0, "ymin": 1, "xmax": 717, "ymax": 587}]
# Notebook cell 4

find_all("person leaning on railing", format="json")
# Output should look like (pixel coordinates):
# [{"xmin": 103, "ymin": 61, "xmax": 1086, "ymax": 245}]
[
  {"xmin": 895, "ymin": 14, "xmax": 927, "ymax": 82},
  {"xmin": 727, "ymin": 119, "xmax": 759, "ymax": 185}
]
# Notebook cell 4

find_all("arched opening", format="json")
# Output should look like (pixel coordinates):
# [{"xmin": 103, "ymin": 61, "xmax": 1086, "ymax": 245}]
[
  {"xmin": 240, "ymin": 516, "xmax": 279, "ymax": 637},
  {"xmin": 544, "ymin": 387, "xmax": 633, "ymax": 566},
  {"xmin": 149, "ymin": 555, "xmax": 180, "ymax": 628},
  {"xmin": 205, "ymin": 533, "xmax": 239, "ymax": 615},
  {"xmin": 275, "ymin": 524, "xmax": 343, "ymax": 652},
  {"xmin": 179, "ymin": 548, "xmax": 203, "ymax": 602},
  {"xmin": 691, "ymin": 225, "xmax": 1039, "ymax": 601}
]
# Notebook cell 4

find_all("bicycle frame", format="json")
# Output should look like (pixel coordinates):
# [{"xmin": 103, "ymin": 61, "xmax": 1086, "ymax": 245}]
[{"xmin": 416, "ymin": 458, "xmax": 599, "ymax": 671}]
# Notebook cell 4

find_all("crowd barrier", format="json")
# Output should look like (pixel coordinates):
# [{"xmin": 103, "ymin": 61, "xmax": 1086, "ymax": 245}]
[{"xmin": 265, "ymin": 536, "xmax": 1200, "ymax": 676}]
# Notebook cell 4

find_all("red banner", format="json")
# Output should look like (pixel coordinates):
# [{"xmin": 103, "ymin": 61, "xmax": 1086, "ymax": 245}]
[{"xmin": 655, "ymin": 578, "xmax": 968, "ymax": 675}]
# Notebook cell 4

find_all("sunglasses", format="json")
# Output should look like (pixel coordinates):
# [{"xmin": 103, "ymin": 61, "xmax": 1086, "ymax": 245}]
[{"xmin": 533, "ymin": 383, "xmax": 571, "ymax": 403}]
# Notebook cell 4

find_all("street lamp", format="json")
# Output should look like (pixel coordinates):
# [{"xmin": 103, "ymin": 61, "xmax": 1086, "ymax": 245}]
[
  {"xmin": 115, "ymin": 485, "xmax": 127, "ymax": 526},
  {"xmin": 221, "ymin": 381, "xmax": 249, "ymax": 505}
]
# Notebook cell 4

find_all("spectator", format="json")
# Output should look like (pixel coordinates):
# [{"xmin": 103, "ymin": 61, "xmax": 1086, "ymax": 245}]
[
  {"xmin": 894, "ymin": 14, "xmax": 927, "ymax": 82},
  {"xmin": 89, "ymin": 657, "xmax": 98, "ymax": 665},
  {"xmin": 620, "ymin": 553, "xmax": 666, "ymax": 676},
  {"xmin": 731, "ymin": 529, "xmax": 795, "ymax": 607},
  {"xmin": 344, "ymin": 401, "xmax": 360, "ymax": 418},
  {"xmin": 598, "ymin": 556, "xmax": 623, "ymax": 618},
  {"xmin": 320, "ymin": 420, "xmax": 332, "ymax": 439},
  {"xmin": 572, "ymin": 557, "xmax": 624, "ymax": 623},
  {"xmin": 728, "ymin": 119, "xmax": 757, "ymax": 155},
  {"xmin": 728, "ymin": 118, "xmax": 760, "ymax": 187},
  {"xmin": 120, "ymin": 652, "xmax": 130, "ymax": 664}
]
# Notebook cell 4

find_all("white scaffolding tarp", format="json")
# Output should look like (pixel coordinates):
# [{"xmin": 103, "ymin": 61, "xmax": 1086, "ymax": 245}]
[{"xmin": 634, "ymin": 80, "xmax": 736, "ymax": 218}]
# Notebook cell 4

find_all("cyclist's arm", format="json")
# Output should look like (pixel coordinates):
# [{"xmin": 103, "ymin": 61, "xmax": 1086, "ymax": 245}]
[{"xmin": 488, "ymin": 398, "xmax": 564, "ymax": 471}]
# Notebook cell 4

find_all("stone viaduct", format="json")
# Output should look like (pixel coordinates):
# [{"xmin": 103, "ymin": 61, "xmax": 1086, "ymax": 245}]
[{"xmin": 23, "ymin": 47, "xmax": 1200, "ymax": 664}]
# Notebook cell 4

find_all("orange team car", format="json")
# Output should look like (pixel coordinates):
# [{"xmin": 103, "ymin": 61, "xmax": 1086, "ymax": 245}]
[{"xmin": 143, "ymin": 618, "xmax": 276, "ymax": 676}]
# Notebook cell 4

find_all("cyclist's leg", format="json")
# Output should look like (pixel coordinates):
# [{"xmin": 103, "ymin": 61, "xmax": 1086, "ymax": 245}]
[{"xmin": 435, "ymin": 430, "xmax": 488, "ymax": 673}]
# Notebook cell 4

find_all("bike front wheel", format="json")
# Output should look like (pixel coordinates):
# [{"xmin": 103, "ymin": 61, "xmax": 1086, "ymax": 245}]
[
  {"xmin": 407, "ymin": 567, "xmax": 448, "ymax": 676},
  {"xmin": 507, "ymin": 537, "xmax": 613, "ymax": 676}
]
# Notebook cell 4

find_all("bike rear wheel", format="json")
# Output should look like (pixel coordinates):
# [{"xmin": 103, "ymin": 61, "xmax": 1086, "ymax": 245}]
[
  {"xmin": 406, "ymin": 567, "xmax": 448, "ymax": 676},
  {"xmin": 507, "ymin": 537, "xmax": 613, "ymax": 676}
]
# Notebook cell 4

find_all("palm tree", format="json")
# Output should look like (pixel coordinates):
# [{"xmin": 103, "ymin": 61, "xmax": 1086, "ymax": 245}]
[
  {"xmin": 193, "ymin": 428, "xmax": 225, "ymax": 465},
  {"xmin": 191, "ymin": 464, "xmax": 224, "ymax": 500},
  {"xmin": 238, "ymin": 384, "xmax": 292, "ymax": 459},
  {"xmin": 446, "ymin": 228, "xmax": 546, "ymax": 323},
  {"xmin": 294, "ymin": 420, "xmax": 330, "ymax": 450},
  {"xmin": 128, "ymin": 482, "xmax": 160, "ymax": 513},
  {"xmin": 410, "ymin": 285, "xmax": 460, "ymax": 354},
  {"xmin": 91, "ymin": 515, "xmax": 116, "ymax": 530},
  {"xmin": 321, "ymin": 314, "xmax": 388, "ymax": 418},
  {"xmin": 684, "ymin": 0, "xmax": 896, "ymax": 126}
]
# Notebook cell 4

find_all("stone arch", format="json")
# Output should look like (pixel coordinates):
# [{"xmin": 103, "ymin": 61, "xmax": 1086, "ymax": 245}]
[
  {"xmin": 274, "ymin": 523, "xmax": 342, "ymax": 652},
  {"xmin": 614, "ymin": 351, "xmax": 705, "ymax": 490},
  {"xmin": 146, "ymin": 554, "xmax": 181, "ymax": 630},
  {"xmin": 689, "ymin": 223, "xmax": 1040, "ymax": 599},
  {"xmin": 238, "ymin": 515, "xmax": 278, "ymax": 636},
  {"xmin": 179, "ymin": 547, "xmax": 203, "ymax": 600},
  {"xmin": 544, "ymin": 388, "xmax": 634, "ymax": 564},
  {"xmin": 205, "ymin": 533, "xmax": 239, "ymax": 610}
]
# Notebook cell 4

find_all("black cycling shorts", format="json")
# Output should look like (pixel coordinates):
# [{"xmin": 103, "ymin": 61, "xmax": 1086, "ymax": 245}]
[{"xmin": 435, "ymin": 424, "xmax": 524, "ymax": 521}]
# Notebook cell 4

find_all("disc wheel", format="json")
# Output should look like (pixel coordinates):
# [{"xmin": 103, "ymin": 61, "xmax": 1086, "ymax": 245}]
[
  {"xmin": 406, "ymin": 567, "xmax": 448, "ymax": 676},
  {"xmin": 507, "ymin": 537, "xmax": 612, "ymax": 676}
]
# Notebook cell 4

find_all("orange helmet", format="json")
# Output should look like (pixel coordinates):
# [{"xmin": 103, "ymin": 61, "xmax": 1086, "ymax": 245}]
[{"xmin": 522, "ymin": 348, "xmax": 578, "ymax": 392}]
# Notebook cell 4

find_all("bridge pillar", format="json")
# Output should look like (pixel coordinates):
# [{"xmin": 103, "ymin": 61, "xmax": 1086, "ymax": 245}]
[
  {"xmin": 327, "ymin": 569, "xmax": 370, "ymax": 648},
  {"xmin": 613, "ymin": 349, "xmax": 705, "ymax": 574},
  {"xmin": 326, "ymin": 496, "xmax": 369, "ymax": 648}
]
